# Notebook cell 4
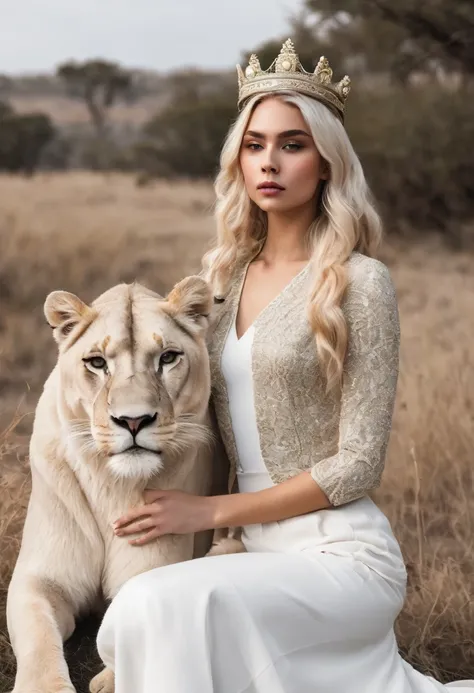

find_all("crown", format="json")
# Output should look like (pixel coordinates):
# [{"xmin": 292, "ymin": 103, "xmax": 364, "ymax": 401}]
[{"xmin": 236, "ymin": 38, "xmax": 351, "ymax": 121}]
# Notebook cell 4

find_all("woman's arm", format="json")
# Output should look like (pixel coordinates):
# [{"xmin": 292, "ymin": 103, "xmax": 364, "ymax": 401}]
[
  {"xmin": 309, "ymin": 261, "xmax": 400, "ymax": 507},
  {"xmin": 210, "ymin": 470, "xmax": 331, "ymax": 528},
  {"xmin": 113, "ymin": 471, "xmax": 330, "ymax": 543}
]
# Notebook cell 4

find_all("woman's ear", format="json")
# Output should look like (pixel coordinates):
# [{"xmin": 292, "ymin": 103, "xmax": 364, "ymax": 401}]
[{"xmin": 320, "ymin": 159, "xmax": 330, "ymax": 181}]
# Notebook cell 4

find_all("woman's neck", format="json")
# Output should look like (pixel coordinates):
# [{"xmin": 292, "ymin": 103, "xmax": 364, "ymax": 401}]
[{"xmin": 259, "ymin": 208, "xmax": 314, "ymax": 265}]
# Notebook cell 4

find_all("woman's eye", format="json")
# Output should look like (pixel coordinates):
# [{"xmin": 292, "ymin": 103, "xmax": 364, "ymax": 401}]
[
  {"xmin": 246, "ymin": 142, "xmax": 262, "ymax": 150},
  {"xmin": 83, "ymin": 356, "xmax": 107, "ymax": 370},
  {"xmin": 160, "ymin": 351, "xmax": 181, "ymax": 365},
  {"xmin": 283, "ymin": 142, "xmax": 302, "ymax": 151}
]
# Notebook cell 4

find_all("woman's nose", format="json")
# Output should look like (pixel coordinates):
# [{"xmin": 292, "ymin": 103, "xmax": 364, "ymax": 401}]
[{"xmin": 261, "ymin": 160, "xmax": 279, "ymax": 174}]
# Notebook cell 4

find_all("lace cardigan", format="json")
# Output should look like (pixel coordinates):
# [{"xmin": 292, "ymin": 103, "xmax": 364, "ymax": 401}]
[{"xmin": 205, "ymin": 251, "xmax": 400, "ymax": 507}]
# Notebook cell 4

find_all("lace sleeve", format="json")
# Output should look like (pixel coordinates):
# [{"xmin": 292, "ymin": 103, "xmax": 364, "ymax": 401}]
[{"xmin": 310, "ymin": 260, "xmax": 400, "ymax": 507}]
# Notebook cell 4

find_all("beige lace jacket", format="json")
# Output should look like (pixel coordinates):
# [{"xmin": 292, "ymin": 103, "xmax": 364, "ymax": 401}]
[{"xmin": 206, "ymin": 250, "xmax": 400, "ymax": 507}]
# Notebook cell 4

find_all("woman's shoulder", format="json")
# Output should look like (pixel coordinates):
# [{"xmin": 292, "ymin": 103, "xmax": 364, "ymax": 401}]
[
  {"xmin": 343, "ymin": 251, "xmax": 398, "ymax": 315},
  {"xmin": 346, "ymin": 251, "xmax": 395, "ymax": 293}
]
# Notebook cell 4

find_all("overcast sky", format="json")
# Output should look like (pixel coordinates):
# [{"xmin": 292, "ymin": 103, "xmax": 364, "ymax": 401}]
[{"xmin": 0, "ymin": 0, "xmax": 296, "ymax": 75}]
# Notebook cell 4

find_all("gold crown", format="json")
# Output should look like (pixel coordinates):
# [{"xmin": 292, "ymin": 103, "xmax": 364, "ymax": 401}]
[{"xmin": 237, "ymin": 38, "xmax": 351, "ymax": 121}]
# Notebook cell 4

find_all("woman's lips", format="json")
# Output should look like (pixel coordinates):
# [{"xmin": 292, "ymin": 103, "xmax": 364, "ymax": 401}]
[
  {"xmin": 259, "ymin": 188, "xmax": 284, "ymax": 196},
  {"xmin": 257, "ymin": 183, "xmax": 285, "ymax": 196}
]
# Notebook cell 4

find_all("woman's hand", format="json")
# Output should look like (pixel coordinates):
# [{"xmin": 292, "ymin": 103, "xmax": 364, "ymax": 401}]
[{"xmin": 112, "ymin": 490, "xmax": 216, "ymax": 546}]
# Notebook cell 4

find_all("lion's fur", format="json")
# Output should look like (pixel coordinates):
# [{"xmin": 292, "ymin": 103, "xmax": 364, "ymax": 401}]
[{"xmin": 7, "ymin": 276, "xmax": 227, "ymax": 693}]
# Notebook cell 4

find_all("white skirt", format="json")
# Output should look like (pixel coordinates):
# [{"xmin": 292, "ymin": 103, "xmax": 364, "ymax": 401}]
[{"xmin": 96, "ymin": 478, "xmax": 474, "ymax": 692}]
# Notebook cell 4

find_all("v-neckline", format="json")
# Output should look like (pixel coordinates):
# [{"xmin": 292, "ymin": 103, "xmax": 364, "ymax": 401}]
[
  {"xmin": 232, "ymin": 319, "xmax": 254, "ymax": 343},
  {"xmin": 234, "ymin": 258, "xmax": 310, "ymax": 342}
]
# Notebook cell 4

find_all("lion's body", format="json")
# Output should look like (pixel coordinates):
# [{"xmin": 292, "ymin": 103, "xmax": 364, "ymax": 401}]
[
  {"xmin": 10, "ymin": 365, "xmax": 213, "ymax": 604},
  {"xmin": 6, "ymin": 278, "xmax": 226, "ymax": 693}
]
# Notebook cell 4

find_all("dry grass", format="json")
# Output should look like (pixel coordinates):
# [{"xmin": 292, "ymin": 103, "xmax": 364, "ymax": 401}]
[{"xmin": 0, "ymin": 173, "xmax": 473, "ymax": 691}]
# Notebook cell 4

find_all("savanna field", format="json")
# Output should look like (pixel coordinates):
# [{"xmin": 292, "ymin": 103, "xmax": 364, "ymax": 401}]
[{"xmin": 0, "ymin": 173, "xmax": 473, "ymax": 692}]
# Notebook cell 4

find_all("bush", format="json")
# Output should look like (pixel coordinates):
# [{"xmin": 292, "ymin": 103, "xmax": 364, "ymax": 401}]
[
  {"xmin": 346, "ymin": 85, "xmax": 474, "ymax": 237},
  {"xmin": 136, "ymin": 94, "xmax": 236, "ymax": 179},
  {"xmin": 0, "ymin": 108, "xmax": 55, "ymax": 174}
]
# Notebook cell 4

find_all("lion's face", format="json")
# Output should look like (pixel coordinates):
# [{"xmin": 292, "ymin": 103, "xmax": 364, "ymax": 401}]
[{"xmin": 44, "ymin": 277, "xmax": 213, "ymax": 481}]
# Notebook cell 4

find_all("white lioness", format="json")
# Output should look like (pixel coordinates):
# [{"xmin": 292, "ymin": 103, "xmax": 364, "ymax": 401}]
[{"xmin": 7, "ymin": 276, "xmax": 240, "ymax": 693}]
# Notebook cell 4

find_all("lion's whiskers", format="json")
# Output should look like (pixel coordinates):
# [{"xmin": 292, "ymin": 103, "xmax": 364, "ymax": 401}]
[
  {"xmin": 77, "ymin": 439, "xmax": 98, "ymax": 456},
  {"xmin": 68, "ymin": 430, "xmax": 91, "ymax": 440},
  {"xmin": 162, "ymin": 417, "xmax": 214, "ymax": 457},
  {"xmin": 64, "ymin": 412, "xmax": 213, "ymax": 467}
]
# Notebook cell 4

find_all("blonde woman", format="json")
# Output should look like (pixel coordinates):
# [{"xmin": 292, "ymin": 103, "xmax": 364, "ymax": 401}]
[{"xmin": 97, "ymin": 40, "xmax": 474, "ymax": 692}]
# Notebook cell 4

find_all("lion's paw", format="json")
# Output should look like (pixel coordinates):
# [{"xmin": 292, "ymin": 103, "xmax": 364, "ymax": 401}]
[
  {"xmin": 206, "ymin": 537, "xmax": 247, "ymax": 556},
  {"xmin": 89, "ymin": 667, "xmax": 114, "ymax": 693}
]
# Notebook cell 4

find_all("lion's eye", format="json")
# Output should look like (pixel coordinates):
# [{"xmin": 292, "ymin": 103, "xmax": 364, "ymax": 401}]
[
  {"xmin": 83, "ymin": 356, "xmax": 107, "ymax": 370},
  {"xmin": 160, "ymin": 351, "xmax": 182, "ymax": 366}
]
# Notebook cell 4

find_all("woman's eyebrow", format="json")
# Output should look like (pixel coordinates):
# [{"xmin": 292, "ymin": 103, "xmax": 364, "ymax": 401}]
[{"xmin": 244, "ymin": 129, "xmax": 311, "ymax": 139}]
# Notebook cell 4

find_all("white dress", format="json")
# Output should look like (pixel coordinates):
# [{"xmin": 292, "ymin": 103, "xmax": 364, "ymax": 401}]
[{"xmin": 96, "ymin": 319, "xmax": 474, "ymax": 693}]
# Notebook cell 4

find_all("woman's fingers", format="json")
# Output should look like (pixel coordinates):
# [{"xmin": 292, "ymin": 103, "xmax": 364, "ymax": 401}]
[
  {"xmin": 113, "ymin": 505, "xmax": 153, "ymax": 529},
  {"xmin": 129, "ymin": 528, "xmax": 162, "ymax": 546},
  {"xmin": 143, "ymin": 489, "xmax": 167, "ymax": 504},
  {"xmin": 114, "ymin": 516, "xmax": 156, "ymax": 536}
]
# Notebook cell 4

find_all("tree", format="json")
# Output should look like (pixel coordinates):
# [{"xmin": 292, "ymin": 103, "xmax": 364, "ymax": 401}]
[
  {"xmin": 305, "ymin": 0, "xmax": 474, "ymax": 77},
  {"xmin": 238, "ymin": 8, "xmax": 416, "ymax": 85},
  {"xmin": 57, "ymin": 59, "xmax": 132, "ymax": 136}
]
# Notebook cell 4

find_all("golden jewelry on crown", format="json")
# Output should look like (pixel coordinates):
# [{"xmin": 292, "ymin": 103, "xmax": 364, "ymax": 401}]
[{"xmin": 237, "ymin": 38, "xmax": 351, "ymax": 121}]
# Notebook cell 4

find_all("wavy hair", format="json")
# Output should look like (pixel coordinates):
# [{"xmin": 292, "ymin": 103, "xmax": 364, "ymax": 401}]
[{"xmin": 201, "ymin": 91, "xmax": 382, "ymax": 393}]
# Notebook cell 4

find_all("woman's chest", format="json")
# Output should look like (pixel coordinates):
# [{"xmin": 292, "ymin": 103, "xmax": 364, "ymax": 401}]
[
  {"xmin": 235, "ymin": 262, "xmax": 309, "ymax": 341},
  {"xmin": 208, "ymin": 292, "xmax": 318, "ymax": 391}
]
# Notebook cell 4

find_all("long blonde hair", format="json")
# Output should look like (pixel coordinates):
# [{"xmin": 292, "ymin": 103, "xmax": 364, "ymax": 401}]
[{"xmin": 202, "ymin": 91, "xmax": 382, "ymax": 393}]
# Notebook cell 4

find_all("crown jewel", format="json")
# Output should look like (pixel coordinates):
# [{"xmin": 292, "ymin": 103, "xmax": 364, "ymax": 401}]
[{"xmin": 237, "ymin": 39, "xmax": 351, "ymax": 120}]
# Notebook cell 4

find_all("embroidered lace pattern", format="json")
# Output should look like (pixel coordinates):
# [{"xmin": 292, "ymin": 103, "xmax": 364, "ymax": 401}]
[{"xmin": 206, "ymin": 251, "xmax": 400, "ymax": 506}]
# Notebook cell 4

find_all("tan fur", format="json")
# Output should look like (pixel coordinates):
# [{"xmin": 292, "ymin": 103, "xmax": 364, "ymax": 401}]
[
  {"xmin": 89, "ymin": 668, "xmax": 114, "ymax": 693},
  {"xmin": 7, "ymin": 276, "xmax": 239, "ymax": 693}
]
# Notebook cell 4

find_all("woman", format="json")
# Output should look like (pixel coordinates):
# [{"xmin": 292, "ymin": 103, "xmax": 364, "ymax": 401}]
[{"xmin": 96, "ymin": 40, "xmax": 474, "ymax": 692}]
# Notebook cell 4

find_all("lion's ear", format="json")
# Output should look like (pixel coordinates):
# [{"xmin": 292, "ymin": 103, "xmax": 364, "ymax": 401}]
[
  {"xmin": 165, "ymin": 276, "xmax": 213, "ymax": 333},
  {"xmin": 44, "ymin": 290, "xmax": 91, "ymax": 344}
]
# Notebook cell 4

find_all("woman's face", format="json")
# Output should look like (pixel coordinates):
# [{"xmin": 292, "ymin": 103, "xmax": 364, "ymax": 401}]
[{"xmin": 239, "ymin": 97, "xmax": 327, "ymax": 215}]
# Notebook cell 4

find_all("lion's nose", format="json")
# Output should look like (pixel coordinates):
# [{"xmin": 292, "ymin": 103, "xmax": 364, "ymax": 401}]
[{"xmin": 111, "ymin": 413, "xmax": 158, "ymax": 436}]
